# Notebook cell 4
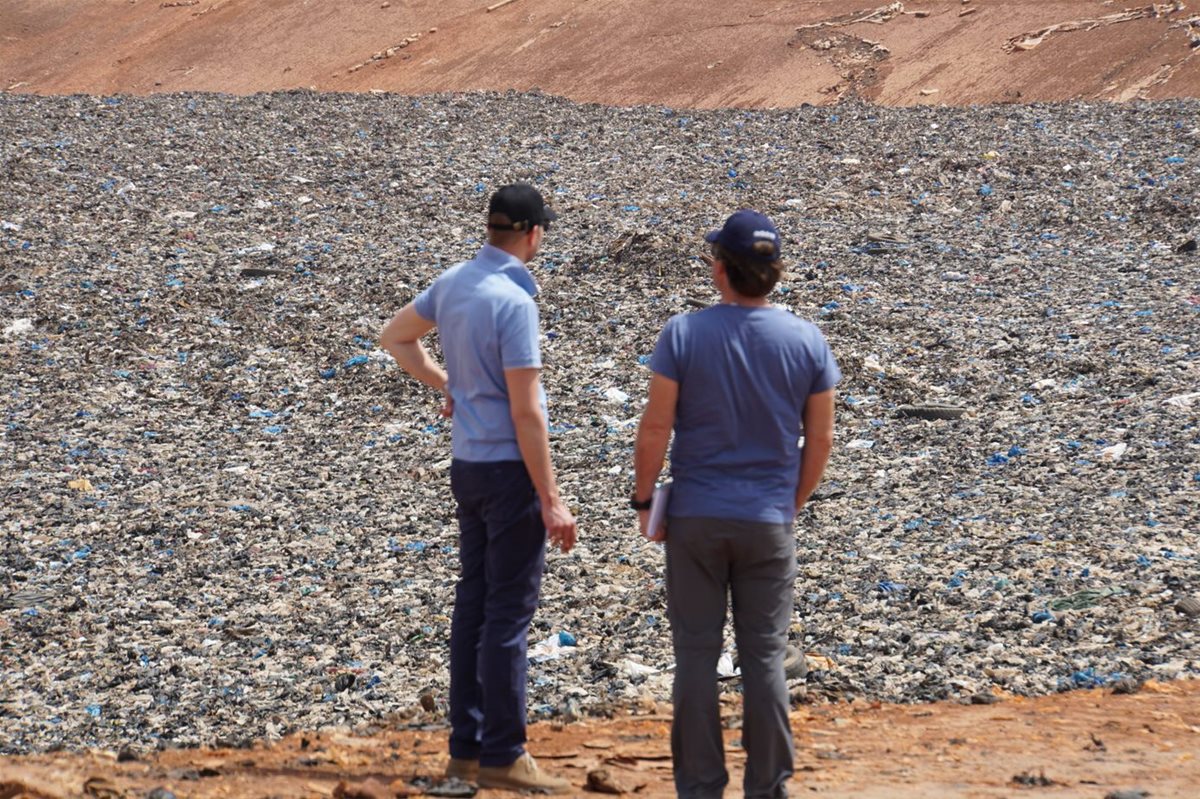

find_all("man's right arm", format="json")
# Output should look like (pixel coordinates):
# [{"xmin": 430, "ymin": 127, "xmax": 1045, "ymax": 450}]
[
  {"xmin": 633, "ymin": 373, "xmax": 678, "ymax": 542},
  {"xmin": 379, "ymin": 304, "xmax": 451, "ymax": 413},
  {"xmin": 505, "ymin": 367, "xmax": 577, "ymax": 553},
  {"xmin": 795, "ymin": 388, "xmax": 835, "ymax": 510}
]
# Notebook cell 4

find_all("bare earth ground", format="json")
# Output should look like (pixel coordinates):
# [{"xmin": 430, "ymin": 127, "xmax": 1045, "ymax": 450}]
[
  {"xmin": 1, "ymin": 681, "xmax": 1198, "ymax": 798},
  {"xmin": 0, "ymin": 1, "xmax": 1199, "ymax": 106}
]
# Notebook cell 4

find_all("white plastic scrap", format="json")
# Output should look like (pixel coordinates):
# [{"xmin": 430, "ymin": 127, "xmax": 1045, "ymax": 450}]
[
  {"xmin": 233, "ymin": 243, "xmax": 276, "ymax": 256},
  {"xmin": 1100, "ymin": 442, "xmax": 1128, "ymax": 462},
  {"xmin": 3, "ymin": 318, "xmax": 33, "ymax": 338},
  {"xmin": 603, "ymin": 387, "xmax": 630, "ymax": 404},
  {"xmin": 1164, "ymin": 391, "xmax": 1200, "ymax": 408},
  {"xmin": 619, "ymin": 659, "xmax": 660, "ymax": 678},
  {"xmin": 528, "ymin": 633, "xmax": 577, "ymax": 663}
]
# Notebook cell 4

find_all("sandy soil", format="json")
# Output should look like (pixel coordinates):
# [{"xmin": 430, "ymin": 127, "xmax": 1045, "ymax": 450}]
[
  {"xmin": 1, "ymin": 1, "xmax": 1199, "ymax": 106},
  {"xmin": 1, "ymin": 681, "xmax": 1198, "ymax": 798}
]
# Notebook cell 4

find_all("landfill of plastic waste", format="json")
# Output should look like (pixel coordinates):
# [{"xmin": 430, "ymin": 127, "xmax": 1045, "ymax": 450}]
[{"xmin": 1, "ymin": 91, "xmax": 1197, "ymax": 753}]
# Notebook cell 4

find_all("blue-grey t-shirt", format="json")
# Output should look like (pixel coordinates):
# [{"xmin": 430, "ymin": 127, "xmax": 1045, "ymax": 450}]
[
  {"xmin": 413, "ymin": 244, "xmax": 546, "ymax": 462},
  {"xmin": 650, "ymin": 304, "xmax": 840, "ymax": 523}
]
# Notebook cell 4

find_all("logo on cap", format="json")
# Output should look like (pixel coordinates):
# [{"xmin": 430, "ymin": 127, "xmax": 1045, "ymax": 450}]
[{"xmin": 705, "ymin": 209, "xmax": 782, "ymax": 262}]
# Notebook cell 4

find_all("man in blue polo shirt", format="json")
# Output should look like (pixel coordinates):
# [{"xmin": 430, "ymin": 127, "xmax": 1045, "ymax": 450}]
[{"xmin": 380, "ymin": 184, "xmax": 576, "ymax": 794}]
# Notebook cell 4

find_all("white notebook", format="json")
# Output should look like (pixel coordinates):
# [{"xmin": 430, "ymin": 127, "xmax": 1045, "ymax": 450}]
[{"xmin": 644, "ymin": 481, "xmax": 672, "ymax": 540}]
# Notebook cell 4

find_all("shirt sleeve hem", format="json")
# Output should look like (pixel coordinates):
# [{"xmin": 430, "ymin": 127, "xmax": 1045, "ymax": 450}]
[{"xmin": 502, "ymin": 360, "xmax": 543, "ymax": 370}]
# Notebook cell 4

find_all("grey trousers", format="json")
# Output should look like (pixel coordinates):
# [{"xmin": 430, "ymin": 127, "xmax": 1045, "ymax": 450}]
[{"xmin": 666, "ymin": 516, "xmax": 797, "ymax": 799}]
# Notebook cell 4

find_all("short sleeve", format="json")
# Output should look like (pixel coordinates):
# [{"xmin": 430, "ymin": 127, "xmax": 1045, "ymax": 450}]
[
  {"xmin": 499, "ymin": 298, "xmax": 542, "ymax": 370},
  {"xmin": 412, "ymin": 281, "xmax": 438, "ymax": 323},
  {"xmin": 809, "ymin": 336, "xmax": 841, "ymax": 394},
  {"xmin": 649, "ymin": 316, "xmax": 682, "ymax": 382}
]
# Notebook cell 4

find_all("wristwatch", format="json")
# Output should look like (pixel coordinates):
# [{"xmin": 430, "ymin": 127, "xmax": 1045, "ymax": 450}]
[{"xmin": 630, "ymin": 494, "xmax": 653, "ymax": 511}]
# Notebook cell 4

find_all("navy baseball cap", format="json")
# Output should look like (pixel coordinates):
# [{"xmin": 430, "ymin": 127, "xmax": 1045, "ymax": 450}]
[
  {"xmin": 487, "ymin": 183, "xmax": 558, "ymax": 231},
  {"xmin": 705, "ymin": 209, "xmax": 781, "ymax": 262}
]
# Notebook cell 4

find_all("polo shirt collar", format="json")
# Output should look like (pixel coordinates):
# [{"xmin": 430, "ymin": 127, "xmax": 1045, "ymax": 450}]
[{"xmin": 477, "ymin": 243, "xmax": 539, "ymax": 298}]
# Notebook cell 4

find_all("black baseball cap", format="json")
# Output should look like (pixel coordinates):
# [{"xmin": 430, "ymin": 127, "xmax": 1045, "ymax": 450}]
[{"xmin": 487, "ymin": 183, "xmax": 558, "ymax": 231}]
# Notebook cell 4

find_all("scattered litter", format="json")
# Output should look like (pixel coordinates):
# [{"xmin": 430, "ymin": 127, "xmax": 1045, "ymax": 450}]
[
  {"xmin": 717, "ymin": 652, "xmax": 740, "ymax": 679},
  {"xmin": 1100, "ymin": 442, "xmax": 1128, "ymax": 462},
  {"xmin": 895, "ymin": 403, "xmax": 967, "ymax": 420},
  {"xmin": 1048, "ymin": 587, "xmax": 1123, "ymax": 611},
  {"xmin": 1, "ymin": 91, "xmax": 1197, "ymax": 755},
  {"xmin": 3, "ymin": 318, "xmax": 33, "ymax": 337},
  {"xmin": 1164, "ymin": 391, "xmax": 1200, "ymax": 408},
  {"xmin": 1012, "ymin": 771, "xmax": 1058, "ymax": 787},
  {"xmin": 529, "ymin": 633, "xmax": 579, "ymax": 663},
  {"xmin": 602, "ymin": 387, "xmax": 630, "ymax": 404}
]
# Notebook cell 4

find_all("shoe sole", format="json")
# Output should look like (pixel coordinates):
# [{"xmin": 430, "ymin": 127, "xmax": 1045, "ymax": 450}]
[{"xmin": 477, "ymin": 777, "xmax": 572, "ymax": 795}]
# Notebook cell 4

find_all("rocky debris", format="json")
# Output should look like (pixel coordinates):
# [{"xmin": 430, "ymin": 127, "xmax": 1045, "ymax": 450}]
[
  {"xmin": 347, "ymin": 31, "xmax": 429, "ymax": 74},
  {"xmin": 1005, "ymin": 3, "xmax": 1189, "ymax": 52},
  {"xmin": 1175, "ymin": 596, "xmax": 1200, "ymax": 617},
  {"xmin": 585, "ymin": 767, "xmax": 628, "ymax": 794}
]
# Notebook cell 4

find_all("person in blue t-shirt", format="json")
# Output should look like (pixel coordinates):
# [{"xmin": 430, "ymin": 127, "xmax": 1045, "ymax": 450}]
[
  {"xmin": 379, "ymin": 184, "xmax": 576, "ymax": 795},
  {"xmin": 633, "ymin": 209, "xmax": 839, "ymax": 799}
]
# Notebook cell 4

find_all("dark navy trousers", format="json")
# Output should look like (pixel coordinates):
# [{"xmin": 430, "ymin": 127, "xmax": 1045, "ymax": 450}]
[{"xmin": 447, "ymin": 459, "xmax": 546, "ymax": 767}]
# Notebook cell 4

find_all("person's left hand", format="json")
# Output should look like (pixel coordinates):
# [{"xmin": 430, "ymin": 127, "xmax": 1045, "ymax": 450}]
[
  {"xmin": 543, "ymin": 499, "xmax": 577, "ymax": 554},
  {"xmin": 440, "ymin": 387, "xmax": 454, "ymax": 418},
  {"xmin": 639, "ymin": 509, "xmax": 666, "ymax": 542}
]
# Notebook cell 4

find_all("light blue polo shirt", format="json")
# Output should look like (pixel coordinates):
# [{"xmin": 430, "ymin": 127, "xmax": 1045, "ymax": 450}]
[
  {"xmin": 413, "ymin": 244, "xmax": 546, "ymax": 462},
  {"xmin": 650, "ymin": 304, "xmax": 840, "ymax": 524}
]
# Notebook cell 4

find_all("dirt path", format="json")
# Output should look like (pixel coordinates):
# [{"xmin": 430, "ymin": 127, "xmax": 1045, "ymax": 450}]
[{"xmin": 3, "ymin": 681, "xmax": 1198, "ymax": 798}]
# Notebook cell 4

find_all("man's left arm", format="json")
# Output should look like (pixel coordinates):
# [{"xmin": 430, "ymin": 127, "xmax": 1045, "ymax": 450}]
[
  {"xmin": 795, "ymin": 388, "xmax": 835, "ymax": 510},
  {"xmin": 380, "ymin": 304, "xmax": 450, "ymax": 411}
]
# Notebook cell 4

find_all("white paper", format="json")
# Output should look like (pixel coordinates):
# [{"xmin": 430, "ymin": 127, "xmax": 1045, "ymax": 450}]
[{"xmin": 644, "ymin": 481, "xmax": 671, "ymax": 540}]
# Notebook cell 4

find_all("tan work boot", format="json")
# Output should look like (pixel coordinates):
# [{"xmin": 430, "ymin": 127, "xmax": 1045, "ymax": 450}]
[
  {"xmin": 477, "ymin": 752, "xmax": 571, "ymax": 794},
  {"xmin": 445, "ymin": 757, "xmax": 478, "ymax": 782}
]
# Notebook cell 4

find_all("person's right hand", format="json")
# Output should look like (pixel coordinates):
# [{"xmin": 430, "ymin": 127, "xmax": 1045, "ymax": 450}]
[
  {"xmin": 542, "ymin": 500, "xmax": 577, "ymax": 553},
  {"xmin": 639, "ymin": 509, "xmax": 667, "ymax": 542}
]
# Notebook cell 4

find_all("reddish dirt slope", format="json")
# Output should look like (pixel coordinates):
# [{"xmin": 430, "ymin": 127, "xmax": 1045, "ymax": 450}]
[
  {"xmin": 1, "ymin": 681, "xmax": 1199, "ymax": 798},
  {"xmin": 1, "ymin": 0, "xmax": 1198, "ymax": 106}
]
